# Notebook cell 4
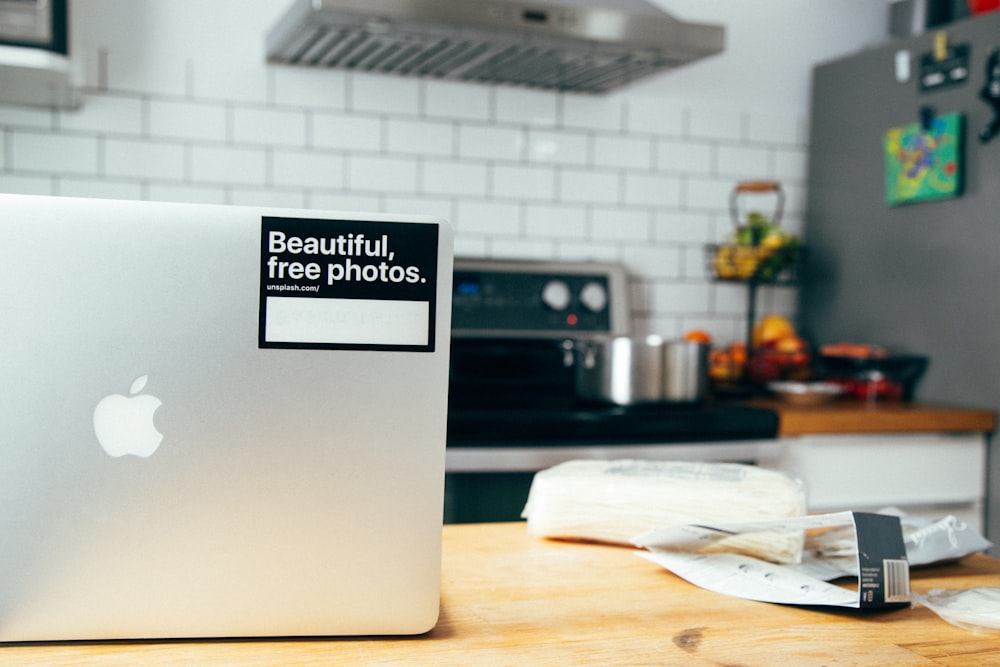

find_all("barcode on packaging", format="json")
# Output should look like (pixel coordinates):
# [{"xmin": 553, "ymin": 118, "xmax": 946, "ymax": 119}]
[{"xmin": 883, "ymin": 558, "xmax": 911, "ymax": 603}]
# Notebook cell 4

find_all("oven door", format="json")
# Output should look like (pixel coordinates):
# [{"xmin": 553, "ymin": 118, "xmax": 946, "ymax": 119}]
[{"xmin": 444, "ymin": 404, "xmax": 781, "ymax": 523}]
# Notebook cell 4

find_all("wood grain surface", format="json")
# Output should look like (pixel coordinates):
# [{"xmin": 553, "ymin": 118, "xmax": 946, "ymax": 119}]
[
  {"xmin": 744, "ymin": 400, "xmax": 996, "ymax": 436},
  {"xmin": 3, "ymin": 522, "xmax": 999, "ymax": 665}
]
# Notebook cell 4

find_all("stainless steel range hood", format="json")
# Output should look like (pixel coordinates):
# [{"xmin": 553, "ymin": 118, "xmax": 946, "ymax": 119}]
[{"xmin": 265, "ymin": 0, "xmax": 724, "ymax": 94}]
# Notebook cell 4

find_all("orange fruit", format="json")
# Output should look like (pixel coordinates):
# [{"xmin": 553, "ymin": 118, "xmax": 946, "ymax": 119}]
[
  {"xmin": 752, "ymin": 315, "xmax": 795, "ymax": 348},
  {"xmin": 683, "ymin": 329, "xmax": 713, "ymax": 344},
  {"xmin": 728, "ymin": 341, "xmax": 748, "ymax": 366}
]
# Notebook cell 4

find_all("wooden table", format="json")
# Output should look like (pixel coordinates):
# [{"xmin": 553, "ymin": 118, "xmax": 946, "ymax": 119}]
[{"xmin": 3, "ymin": 522, "xmax": 999, "ymax": 666}]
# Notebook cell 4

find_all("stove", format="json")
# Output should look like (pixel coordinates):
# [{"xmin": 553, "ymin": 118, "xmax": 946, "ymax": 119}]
[{"xmin": 444, "ymin": 258, "xmax": 779, "ymax": 523}]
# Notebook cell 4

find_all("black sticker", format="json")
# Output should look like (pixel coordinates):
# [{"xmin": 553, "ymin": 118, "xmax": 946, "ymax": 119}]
[{"xmin": 258, "ymin": 216, "xmax": 439, "ymax": 352}]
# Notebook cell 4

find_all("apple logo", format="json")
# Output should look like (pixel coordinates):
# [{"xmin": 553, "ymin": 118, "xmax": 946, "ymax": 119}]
[{"xmin": 93, "ymin": 375, "xmax": 164, "ymax": 458}]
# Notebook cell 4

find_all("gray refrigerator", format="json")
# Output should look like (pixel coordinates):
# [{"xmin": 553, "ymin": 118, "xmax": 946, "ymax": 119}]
[{"xmin": 799, "ymin": 11, "xmax": 1000, "ymax": 541}]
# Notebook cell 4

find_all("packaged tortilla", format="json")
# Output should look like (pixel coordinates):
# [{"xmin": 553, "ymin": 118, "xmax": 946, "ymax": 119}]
[{"xmin": 522, "ymin": 459, "xmax": 807, "ymax": 564}]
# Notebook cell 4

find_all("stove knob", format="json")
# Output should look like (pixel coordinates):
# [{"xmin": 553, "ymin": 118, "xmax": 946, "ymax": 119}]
[
  {"xmin": 541, "ymin": 279, "xmax": 572, "ymax": 311},
  {"xmin": 579, "ymin": 281, "xmax": 608, "ymax": 312}
]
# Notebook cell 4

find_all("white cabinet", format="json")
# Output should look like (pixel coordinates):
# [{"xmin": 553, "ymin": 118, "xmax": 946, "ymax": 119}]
[{"xmin": 774, "ymin": 432, "xmax": 987, "ymax": 530}]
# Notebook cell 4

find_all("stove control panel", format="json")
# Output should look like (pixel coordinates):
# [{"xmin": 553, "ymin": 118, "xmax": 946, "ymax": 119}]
[{"xmin": 451, "ymin": 258, "xmax": 630, "ymax": 337}]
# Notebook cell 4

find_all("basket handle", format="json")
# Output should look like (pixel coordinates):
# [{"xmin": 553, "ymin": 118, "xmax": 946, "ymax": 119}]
[{"xmin": 730, "ymin": 180, "xmax": 784, "ymax": 226}]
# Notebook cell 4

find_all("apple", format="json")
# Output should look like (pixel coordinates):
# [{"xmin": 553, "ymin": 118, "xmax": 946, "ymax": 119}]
[
  {"xmin": 92, "ymin": 375, "xmax": 164, "ymax": 458},
  {"xmin": 747, "ymin": 354, "xmax": 781, "ymax": 382}
]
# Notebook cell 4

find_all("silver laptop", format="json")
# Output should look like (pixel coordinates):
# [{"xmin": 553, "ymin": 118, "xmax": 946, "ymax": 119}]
[{"xmin": 0, "ymin": 194, "xmax": 453, "ymax": 641}]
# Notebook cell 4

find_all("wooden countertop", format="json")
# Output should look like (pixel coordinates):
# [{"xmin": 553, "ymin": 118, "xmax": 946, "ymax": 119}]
[
  {"xmin": 743, "ymin": 400, "xmax": 996, "ymax": 437},
  {"xmin": 6, "ymin": 522, "xmax": 1000, "ymax": 666}
]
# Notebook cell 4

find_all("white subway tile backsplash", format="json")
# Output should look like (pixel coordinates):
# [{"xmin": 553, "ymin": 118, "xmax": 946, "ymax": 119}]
[
  {"xmin": 0, "ymin": 106, "xmax": 54, "ymax": 130},
  {"xmin": 458, "ymin": 124, "xmax": 524, "ymax": 162},
  {"xmin": 424, "ymin": 80, "xmax": 491, "ymax": 120},
  {"xmin": 148, "ymin": 183, "xmax": 227, "ymax": 204},
  {"xmin": 422, "ymin": 159, "xmax": 488, "ymax": 197},
  {"xmin": 748, "ymin": 111, "xmax": 806, "ymax": 146},
  {"xmin": 553, "ymin": 239, "xmax": 621, "ymax": 263},
  {"xmin": 621, "ymin": 244, "xmax": 682, "ymax": 279},
  {"xmin": 312, "ymin": 192, "xmax": 383, "ymax": 213},
  {"xmin": 455, "ymin": 235, "xmax": 489, "ymax": 257},
  {"xmin": 688, "ymin": 107, "xmax": 743, "ymax": 142},
  {"xmin": 714, "ymin": 283, "xmax": 749, "ymax": 315},
  {"xmin": 149, "ymin": 99, "xmax": 227, "ymax": 142},
  {"xmin": 526, "ymin": 129, "xmax": 588, "ymax": 165},
  {"xmin": 657, "ymin": 139, "xmax": 712, "ymax": 174},
  {"xmin": 383, "ymin": 195, "xmax": 454, "ymax": 221},
  {"xmin": 523, "ymin": 203, "xmax": 587, "ymax": 238},
  {"xmin": 624, "ymin": 172, "xmax": 682, "ymax": 208},
  {"xmin": 386, "ymin": 118, "xmax": 454, "ymax": 157},
  {"xmin": 684, "ymin": 176, "xmax": 734, "ymax": 212},
  {"xmin": 58, "ymin": 177, "xmax": 144, "ymax": 201},
  {"xmin": 105, "ymin": 138, "xmax": 184, "ymax": 181},
  {"xmin": 347, "ymin": 155, "xmax": 418, "ymax": 193},
  {"xmin": 193, "ymin": 63, "xmax": 270, "ymax": 105},
  {"xmin": 12, "ymin": 132, "xmax": 99, "ymax": 175},
  {"xmin": 350, "ymin": 73, "xmax": 420, "ymax": 116},
  {"xmin": 558, "ymin": 168, "xmax": 620, "ymax": 205},
  {"xmin": 271, "ymin": 149, "xmax": 345, "ymax": 190},
  {"xmin": 190, "ymin": 144, "xmax": 267, "ymax": 185},
  {"xmin": 58, "ymin": 95, "xmax": 143, "ymax": 136},
  {"xmin": 230, "ymin": 188, "xmax": 306, "ymax": 209},
  {"xmin": 681, "ymin": 246, "xmax": 709, "ymax": 280},
  {"xmin": 651, "ymin": 282, "xmax": 714, "ymax": 314},
  {"xmin": 591, "ymin": 207, "xmax": 649, "ymax": 242},
  {"xmin": 233, "ymin": 107, "xmax": 307, "ymax": 147},
  {"xmin": 716, "ymin": 144, "xmax": 771, "ymax": 179},
  {"xmin": 593, "ymin": 135, "xmax": 653, "ymax": 170},
  {"xmin": 312, "ymin": 112, "xmax": 382, "ymax": 152},
  {"xmin": 626, "ymin": 97, "xmax": 685, "ymax": 136},
  {"xmin": 773, "ymin": 147, "xmax": 808, "ymax": 185},
  {"xmin": 489, "ymin": 238, "xmax": 557, "ymax": 259},
  {"xmin": 492, "ymin": 164, "xmax": 556, "ymax": 201},
  {"xmin": 107, "ymin": 53, "xmax": 187, "ymax": 98},
  {"xmin": 494, "ymin": 87, "xmax": 558, "ymax": 127},
  {"xmin": 0, "ymin": 173, "xmax": 52, "ymax": 194},
  {"xmin": 561, "ymin": 94, "xmax": 624, "ymax": 132},
  {"xmin": 272, "ymin": 67, "xmax": 347, "ymax": 110},
  {"xmin": 653, "ymin": 211, "xmax": 714, "ymax": 244},
  {"xmin": 454, "ymin": 200, "xmax": 521, "ymax": 236}
]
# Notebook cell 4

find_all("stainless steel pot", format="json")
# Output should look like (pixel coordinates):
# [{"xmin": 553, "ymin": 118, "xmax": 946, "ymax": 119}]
[{"xmin": 574, "ymin": 336, "xmax": 708, "ymax": 405}]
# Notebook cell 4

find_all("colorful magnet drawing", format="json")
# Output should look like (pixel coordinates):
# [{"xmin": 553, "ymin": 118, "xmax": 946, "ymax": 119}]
[{"xmin": 883, "ymin": 112, "xmax": 963, "ymax": 206}]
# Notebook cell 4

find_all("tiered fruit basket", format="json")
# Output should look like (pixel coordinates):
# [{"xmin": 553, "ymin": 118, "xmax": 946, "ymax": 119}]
[{"xmin": 705, "ymin": 180, "xmax": 808, "ymax": 394}]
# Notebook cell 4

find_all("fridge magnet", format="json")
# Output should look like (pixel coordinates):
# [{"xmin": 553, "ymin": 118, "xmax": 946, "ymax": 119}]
[{"xmin": 883, "ymin": 111, "xmax": 964, "ymax": 206}]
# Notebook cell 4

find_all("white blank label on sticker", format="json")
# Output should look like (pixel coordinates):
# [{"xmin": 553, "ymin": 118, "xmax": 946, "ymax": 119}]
[{"xmin": 265, "ymin": 296, "xmax": 429, "ymax": 346}]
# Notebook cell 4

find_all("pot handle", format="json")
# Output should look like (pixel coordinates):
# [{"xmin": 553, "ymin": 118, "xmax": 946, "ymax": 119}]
[
  {"xmin": 561, "ymin": 339, "xmax": 577, "ymax": 367},
  {"xmin": 570, "ymin": 339, "xmax": 598, "ymax": 369}
]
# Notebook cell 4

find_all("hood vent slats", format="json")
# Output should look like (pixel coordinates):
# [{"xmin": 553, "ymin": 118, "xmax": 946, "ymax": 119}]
[{"xmin": 266, "ymin": 0, "xmax": 724, "ymax": 94}]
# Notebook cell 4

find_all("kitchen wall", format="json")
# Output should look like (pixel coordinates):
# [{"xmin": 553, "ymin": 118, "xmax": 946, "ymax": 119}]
[{"xmin": 0, "ymin": 0, "xmax": 888, "ymax": 341}]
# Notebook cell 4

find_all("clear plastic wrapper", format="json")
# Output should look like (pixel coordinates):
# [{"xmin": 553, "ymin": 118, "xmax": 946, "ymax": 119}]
[{"xmin": 912, "ymin": 588, "xmax": 1000, "ymax": 633}]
